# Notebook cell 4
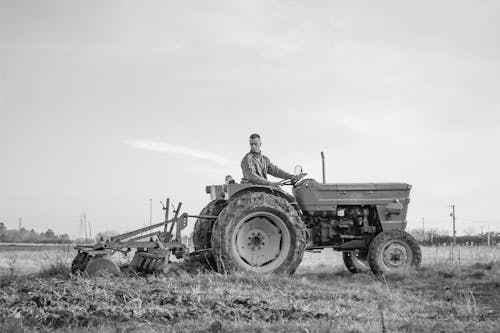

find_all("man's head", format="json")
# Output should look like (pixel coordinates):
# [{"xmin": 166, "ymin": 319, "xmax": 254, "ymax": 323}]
[{"xmin": 249, "ymin": 133, "xmax": 262, "ymax": 153}]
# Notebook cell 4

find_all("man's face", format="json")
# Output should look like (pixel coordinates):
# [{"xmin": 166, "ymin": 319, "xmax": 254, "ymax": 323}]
[{"xmin": 249, "ymin": 138, "xmax": 261, "ymax": 153}]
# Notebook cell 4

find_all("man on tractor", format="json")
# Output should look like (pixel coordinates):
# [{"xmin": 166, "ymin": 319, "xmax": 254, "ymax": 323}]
[{"xmin": 241, "ymin": 133, "xmax": 299, "ymax": 186}]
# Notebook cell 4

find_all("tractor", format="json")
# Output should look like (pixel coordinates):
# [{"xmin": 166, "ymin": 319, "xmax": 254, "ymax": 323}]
[
  {"xmin": 193, "ymin": 167, "xmax": 421, "ymax": 275},
  {"xmin": 71, "ymin": 157, "xmax": 421, "ymax": 277}
]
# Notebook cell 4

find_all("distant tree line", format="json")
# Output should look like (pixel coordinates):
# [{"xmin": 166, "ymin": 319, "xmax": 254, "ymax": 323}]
[
  {"xmin": 0, "ymin": 222, "xmax": 71, "ymax": 244},
  {"xmin": 409, "ymin": 228, "xmax": 499, "ymax": 246}
]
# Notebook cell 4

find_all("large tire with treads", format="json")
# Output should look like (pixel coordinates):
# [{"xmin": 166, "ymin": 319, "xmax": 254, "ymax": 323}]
[
  {"xmin": 211, "ymin": 192, "xmax": 306, "ymax": 274},
  {"xmin": 193, "ymin": 200, "xmax": 226, "ymax": 251},
  {"xmin": 368, "ymin": 230, "xmax": 422, "ymax": 276}
]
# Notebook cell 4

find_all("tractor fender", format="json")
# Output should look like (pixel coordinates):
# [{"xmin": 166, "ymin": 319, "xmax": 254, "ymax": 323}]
[{"xmin": 228, "ymin": 183, "xmax": 297, "ymax": 206}]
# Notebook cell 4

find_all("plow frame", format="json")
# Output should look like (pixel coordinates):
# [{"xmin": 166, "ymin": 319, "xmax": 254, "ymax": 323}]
[{"xmin": 72, "ymin": 198, "xmax": 218, "ymax": 275}]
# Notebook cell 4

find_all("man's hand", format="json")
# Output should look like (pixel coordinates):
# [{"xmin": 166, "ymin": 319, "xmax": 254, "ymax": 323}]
[{"xmin": 290, "ymin": 174, "xmax": 304, "ymax": 183}]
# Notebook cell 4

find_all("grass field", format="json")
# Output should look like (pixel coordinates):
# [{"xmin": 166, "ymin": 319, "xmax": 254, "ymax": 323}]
[{"xmin": 1, "ymin": 245, "xmax": 499, "ymax": 332}]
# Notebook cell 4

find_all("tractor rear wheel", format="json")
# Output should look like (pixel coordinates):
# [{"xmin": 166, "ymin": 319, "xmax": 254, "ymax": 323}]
[
  {"xmin": 211, "ymin": 192, "xmax": 306, "ymax": 274},
  {"xmin": 368, "ymin": 230, "xmax": 422, "ymax": 276},
  {"xmin": 342, "ymin": 250, "xmax": 369, "ymax": 274},
  {"xmin": 193, "ymin": 200, "xmax": 226, "ymax": 251}
]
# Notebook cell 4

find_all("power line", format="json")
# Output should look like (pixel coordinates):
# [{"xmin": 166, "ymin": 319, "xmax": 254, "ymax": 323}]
[{"xmin": 455, "ymin": 218, "xmax": 499, "ymax": 224}]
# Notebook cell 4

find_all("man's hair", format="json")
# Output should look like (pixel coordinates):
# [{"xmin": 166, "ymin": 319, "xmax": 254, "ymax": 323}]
[{"xmin": 249, "ymin": 133, "xmax": 261, "ymax": 140}]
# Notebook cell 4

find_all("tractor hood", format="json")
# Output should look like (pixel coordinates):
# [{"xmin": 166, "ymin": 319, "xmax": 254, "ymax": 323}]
[{"xmin": 293, "ymin": 179, "xmax": 411, "ymax": 212}]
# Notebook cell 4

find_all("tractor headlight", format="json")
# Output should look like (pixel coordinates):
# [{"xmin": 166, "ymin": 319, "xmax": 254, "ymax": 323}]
[{"xmin": 225, "ymin": 175, "xmax": 234, "ymax": 184}]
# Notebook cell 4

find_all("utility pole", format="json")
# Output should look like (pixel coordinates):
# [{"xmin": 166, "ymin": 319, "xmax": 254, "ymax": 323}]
[
  {"xmin": 18, "ymin": 217, "xmax": 22, "ymax": 230},
  {"xmin": 88, "ymin": 219, "xmax": 92, "ymax": 241},
  {"xmin": 149, "ymin": 198, "xmax": 152, "ymax": 227},
  {"xmin": 321, "ymin": 152, "xmax": 326, "ymax": 184},
  {"xmin": 422, "ymin": 217, "xmax": 425, "ymax": 243},
  {"xmin": 450, "ymin": 205, "xmax": 456, "ymax": 246},
  {"xmin": 487, "ymin": 224, "xmax": 491, "ymax": 247},
  {"xmin": 83, "ymin": 212, "xmax": 88, "ymax": 242}
]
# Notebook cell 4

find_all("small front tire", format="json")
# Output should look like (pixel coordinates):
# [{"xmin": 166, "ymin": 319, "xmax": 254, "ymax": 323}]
[{"xmin": 368, "ymin": 230, "xmax": 422, "ymax": 275}]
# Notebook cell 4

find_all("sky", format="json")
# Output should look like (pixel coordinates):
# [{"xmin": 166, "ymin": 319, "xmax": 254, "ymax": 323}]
[{"xmin": 1, "ymin": 0, "xmax": 499, "ymax": 238}]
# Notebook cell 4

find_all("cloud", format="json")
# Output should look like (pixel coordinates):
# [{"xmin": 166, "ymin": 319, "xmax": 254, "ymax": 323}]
[
  {"xmin": 0, "ymin": 44, "xmax": 181, "ymax": 55},
  {"xmin": 124, "ymin": 139, "xmax": 228, "ymax": 165}
]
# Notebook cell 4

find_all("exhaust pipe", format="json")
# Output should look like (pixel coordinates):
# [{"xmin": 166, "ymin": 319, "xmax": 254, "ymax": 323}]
[{"xmin": 321, "ymin": 151, "xmax": 325, "ymax": 184}]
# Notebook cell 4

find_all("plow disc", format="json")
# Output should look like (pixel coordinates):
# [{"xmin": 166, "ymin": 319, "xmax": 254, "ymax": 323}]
[
  {"xmin": 70, "ymin": 250, "xmax": 172, "ymax": 276},
  {"xmin": 71, "ymin": 252, "xmax": 121, "ymax": 277},
  {"xmin": 85, "ymin": 257, "xmax": 121, "ymax": 276},
  {"xmin": 129, "ymin": 251, "xmax": 169, "ymax": 274},
  {"xmin": 71, "ymin": 252, "xmax": 91, "ymax": 274}
]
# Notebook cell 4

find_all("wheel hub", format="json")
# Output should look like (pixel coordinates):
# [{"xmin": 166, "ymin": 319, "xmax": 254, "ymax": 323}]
[
  {"xmin": 383, "ymin": 242, "xmax": 409, "ymax": 269},
  {"xmin": 233, "ymin": 213, "xmax": 289, "ymax": 270},
  {"xmin": 248, "ymin": 231, "xmax": 266, "ymax": 250}
]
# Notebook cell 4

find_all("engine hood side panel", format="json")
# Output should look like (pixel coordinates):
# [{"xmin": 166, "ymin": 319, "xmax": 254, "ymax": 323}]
[{"xmin": 293, "ymin": 179, "xmax": 411, "ymax": 222}]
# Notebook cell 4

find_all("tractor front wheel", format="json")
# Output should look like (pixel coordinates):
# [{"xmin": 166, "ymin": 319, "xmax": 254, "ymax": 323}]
[
  {"xmin": 368, "ymin": 230, "xmax": 422, "ymax": 275},
  {"xmin": 211, "ymin": 192, "xmax": 306, "ymax": 274}
]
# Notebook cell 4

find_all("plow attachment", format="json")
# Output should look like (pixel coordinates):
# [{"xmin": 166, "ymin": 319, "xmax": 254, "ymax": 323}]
[
  {"xmin": 71, "ymin": 198, "xmax": 217, "ymax": 276},
  {"xmin": 129, "ymin": 251, "xmax": 169, "ymax": 274}
]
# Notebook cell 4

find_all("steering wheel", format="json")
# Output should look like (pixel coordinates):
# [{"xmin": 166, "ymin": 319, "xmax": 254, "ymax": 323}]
[{"xmin": 279, "ymin": 173, "xmax": 308, "ymax": 186}]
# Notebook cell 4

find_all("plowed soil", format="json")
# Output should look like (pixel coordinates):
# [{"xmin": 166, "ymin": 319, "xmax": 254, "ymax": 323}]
[{"xmin": 1, "ymin": 260, "xmax": 500, "ymax": 333}]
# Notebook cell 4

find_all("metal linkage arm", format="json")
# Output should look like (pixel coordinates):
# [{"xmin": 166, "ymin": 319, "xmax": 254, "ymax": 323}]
[
  {"xmin": 187, "ymin": 214, "xmax": 218, "ymax": 219},
  {"xmin": 103, "ymin": 241, "xmax": 162, "ymax": 249},
  {"xmin": 111, "ymin": 200, "xmax": 183, "ymax": 243},
  {"xmin": 176, "ymin": 213, "xmax": 188, "ymax": 241},
  {"xmin": 168, "ymin": 202, "xmax": 182, "ymax": 234},
  {"xmin": 111, "ymin": 220, "xmax": 168, "ymax": 242},
  {"xmin": 107, "ymin": 201, "xmax": 217, "ymax": 245},
  {"xmin": 128, "ymin": 231, "xmax": 162, "ymax": 242}
]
